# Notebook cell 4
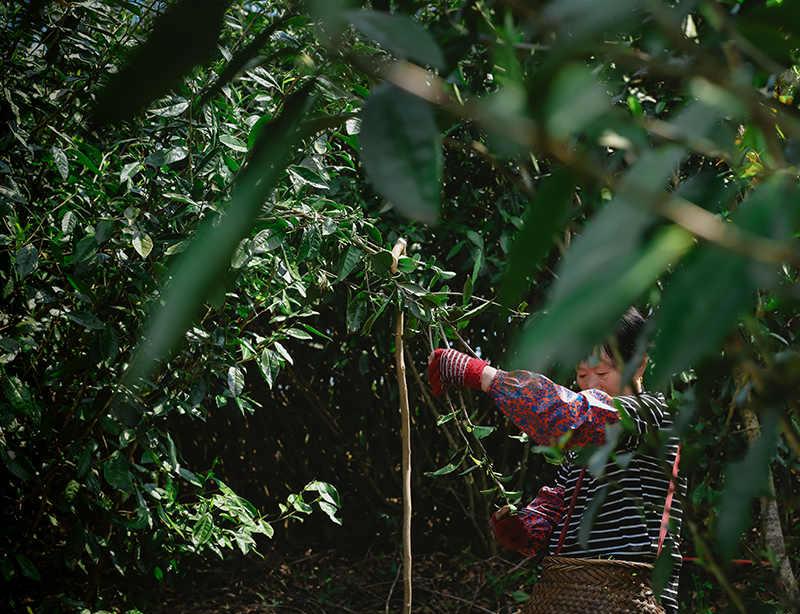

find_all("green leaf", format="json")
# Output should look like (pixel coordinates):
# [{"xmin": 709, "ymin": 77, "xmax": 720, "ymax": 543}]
[
  {"xmin": 14, "ymin": 245, "xmax": 38, "ymax": 279},
  {"xmin": 346, "ymin": 10, "xmax": 445, "ymax": 70},
  {"xmin": 511, "ymin": 591, "xmax": 530, "ymax": 604},
  {"xmin": 337, "ymin": 246, "xmax": 363, "ymax": 281},
  {"xmin": 425, "ymin": 461, "xmax": 460, "ymax": 477},
  {"xmin": 1, "ymin": 447, "xmax": 35, "ymax": 481},
  {"xmin": 149, "ymin": 100, "xmax": 189, "ymax": 117},
  {"xmin": 103, "ymin": 452, "xmax": 134, "ymax": 493},
  {"xmin": 15, "ymin": 554, "xmax": 41, "ymax": 582},
  {"xmin": 227, "ymin": 366, "xmax": 244, "ymax": 396},
  {"xmin": 318, "ymin": 500, "xmax": 342, "ymax": 525},
  {"xmin": 651, "ymin": 547, "xmax": 675, "ymax": 600},
  {"xmin": 52, "ymin": 146, "xmax": 69, "ymax": 180},
  {"xmin": 273, "ymin": 341, "xmax": 293, "ymax": 365},
  {"xmin": 436, "ymin": 411, "xmax": 457, "ymax": 426},
  {"xmin": 67, "ymin": 311, "xmax": 105, "ymax": 331},
  {"xmin": 259, "ymin": 349, "xmax": 275, "ymax": 388},
  {"xmin": 192, "ymin": 513, "xmax": 214, "ymax": 547},
  {"xmin": 220, "ymin": 134, "xmax": 248, "ymax": 152},
  {"xmin": 61, "ymin": 210, "xmax": 77, "ymax": 235},
  {"xmin": 120, "ymin": 161, "xmax": 142, "ymax": 183},
  {"xmin": 396, "ymin": 256, "xmax": 417, "ymax": 272},
  {"xmin": 627, "ymin": 95, "xmax": 643, "ymax": 116},
  {"xmin": 360, "ymin": 83, "xmax": 442, "ymax": 223},
  {"xmin": 370, "ymin": 250, "xmax": 394, "ymax": 274},
  {"xmin": 587, "ymin": 422, "xmax": 622, "ymax": 478},
  {"xmin": 499, "ymin": 169, "xmax": 575, "ymax": 308},
  {"xmin": 346, "ymin": 292, "xmax": 368, "ymax": 334},
  {"xmin": 123, "ymin": 86, "xmax": 315, "ymax": 385},
  {"xmin": 251, "ymin": 229, "xmax": 283, "ymax": 254},
  {"xmin": 132, "ymin": 232, "xmax": 154, "ymax": 259},
  {"xmin": 398, "ymin": 282, "xmax": 427, "ymax": 297},
  {"xmin": 285, "ymin": 327, "xmax": 312, "ymax": 340},
  {"xmin": 471, "ymin": 425, "xmax": 496, "ymax": 440},
  {"xmin": 145, "ymin": 147, "xmax": 188, "ymax": 167},
  {"xmin": 92, "ymin": 0, "xmax": 230, "ymax": 125},
  {"xmin": 288, "ymin": 165, "xmax": 329, "ymax": 190},
  {"xmin": 305, "ymin": 480, "xmax": 341, "ymax": 507}
]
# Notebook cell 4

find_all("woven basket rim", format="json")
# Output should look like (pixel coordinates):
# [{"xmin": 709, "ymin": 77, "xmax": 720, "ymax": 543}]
[{"xmin": 543, "ymin": 555, "xmax": 655, "ymax": 571}]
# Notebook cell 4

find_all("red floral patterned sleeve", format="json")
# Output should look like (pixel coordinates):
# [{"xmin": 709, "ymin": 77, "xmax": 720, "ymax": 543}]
[
  {"xmin": 487, "ymin": 370, "xmax": 619, "ymax": 447},
  {"xmin": 491, "ymin": 485, "xmax": 565, "ymax": 557}
]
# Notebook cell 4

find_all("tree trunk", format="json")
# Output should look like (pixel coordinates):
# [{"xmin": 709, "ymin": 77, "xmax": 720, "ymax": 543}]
[{"xmin": 741, "ymin": 406, "xmax": 799, "ymax": 604}]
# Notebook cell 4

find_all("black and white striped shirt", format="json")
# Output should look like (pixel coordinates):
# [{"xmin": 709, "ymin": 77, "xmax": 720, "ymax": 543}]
[{"xmin": 547, "ymin": 392, "xmax": 684, "ymax": 613}]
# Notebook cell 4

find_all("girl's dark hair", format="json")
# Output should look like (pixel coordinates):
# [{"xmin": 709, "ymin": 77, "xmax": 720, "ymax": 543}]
[{"xmin": 602, "ymin": 306, "xmax": 647, "ymax": 365}]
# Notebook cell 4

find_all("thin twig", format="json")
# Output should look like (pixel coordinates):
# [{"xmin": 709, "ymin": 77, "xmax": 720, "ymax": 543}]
[
  {"xmin": 385, "ymin": 559, "xmax": 402, "ymax": 614},
  {"xmin": 392, "ymin": 237, "xmax": 413, "ymax": 614}
]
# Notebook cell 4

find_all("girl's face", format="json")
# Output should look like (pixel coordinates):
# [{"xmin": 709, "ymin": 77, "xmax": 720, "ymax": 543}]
[{"xmin": 576, "ymin": 353, "xmax": 625, "ymax": 396}]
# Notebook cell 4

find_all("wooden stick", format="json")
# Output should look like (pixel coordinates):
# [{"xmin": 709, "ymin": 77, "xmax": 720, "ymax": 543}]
[{"xmin": 391, "ymin": 237, "xmax": 412, "ymax": 613}]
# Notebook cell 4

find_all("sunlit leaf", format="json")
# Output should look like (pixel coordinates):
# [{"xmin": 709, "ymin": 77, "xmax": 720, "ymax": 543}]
[
  {"xmin": 52, "ymin": 146, "xmax": 69, "ymax": 180},
  {"xmin": 227, "ymin": 366, "xmax": 244, "ymax": 396},
  {"xmin": 132, "ymin": 232, "xmax": 153, "ymax": 258},
  {"xmin": 220, "ymin": 134, "xmax": 248, "ymax": 152}
]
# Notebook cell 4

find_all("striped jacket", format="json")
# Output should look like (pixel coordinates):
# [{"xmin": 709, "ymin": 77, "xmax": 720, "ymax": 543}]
[{"xmin": 487, "ymin": 370, "xmax": 683, "ymax": 613}]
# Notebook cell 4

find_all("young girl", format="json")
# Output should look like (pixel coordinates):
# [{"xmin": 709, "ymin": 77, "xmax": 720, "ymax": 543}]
[{"xmin": 427, "ymin": 308, "xmax": 683, "ymax": 613}]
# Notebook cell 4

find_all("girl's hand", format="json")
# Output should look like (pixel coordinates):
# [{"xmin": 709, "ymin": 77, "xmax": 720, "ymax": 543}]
[{"xmin": 426, "ymin": 348, "xmax": 488, "ymax": 396}]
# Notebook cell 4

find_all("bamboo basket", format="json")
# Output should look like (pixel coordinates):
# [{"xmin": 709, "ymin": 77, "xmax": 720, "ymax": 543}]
[{"xmin": 525, "ymin": 556, "xmax": 665, "ymax": 614}]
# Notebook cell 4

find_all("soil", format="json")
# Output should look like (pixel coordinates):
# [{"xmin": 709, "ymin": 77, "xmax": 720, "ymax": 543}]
[{"xmin": 154, "ymin": 548, "xmax": 536, "ymax": 613}]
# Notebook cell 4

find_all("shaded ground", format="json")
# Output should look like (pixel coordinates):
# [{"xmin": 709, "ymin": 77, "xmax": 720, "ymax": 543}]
[{"xmin": 154, "ymin": 549, "xmax": 537, "ymax": 613}]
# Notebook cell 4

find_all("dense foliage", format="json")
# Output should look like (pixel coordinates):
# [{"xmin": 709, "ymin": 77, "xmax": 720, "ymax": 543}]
[{"xmin": 1, "ymin": 0, "xmax": 799, "ymax": 611}]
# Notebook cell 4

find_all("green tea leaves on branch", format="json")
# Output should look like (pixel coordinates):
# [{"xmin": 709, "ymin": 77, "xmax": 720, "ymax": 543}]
[{"xmin": 124, "ymin": 86, "xmax": 315, "ymax": 385}]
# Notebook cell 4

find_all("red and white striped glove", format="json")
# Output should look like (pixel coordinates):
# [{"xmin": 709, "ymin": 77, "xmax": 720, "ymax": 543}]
[{"xmin": 427, "ymin": 348, "xmax": 488, "ymax": 397}]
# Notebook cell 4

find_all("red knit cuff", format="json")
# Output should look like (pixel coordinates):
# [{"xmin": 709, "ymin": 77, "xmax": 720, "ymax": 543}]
[{"xmin": 463, "ymin": 358, "xmax": 487, "ymax": 390}]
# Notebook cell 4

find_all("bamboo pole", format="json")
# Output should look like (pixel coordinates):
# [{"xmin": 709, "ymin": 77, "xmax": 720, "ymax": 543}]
[{"xmin": 391, "ymin": 237, "xmax": 412, "ymax": 613}]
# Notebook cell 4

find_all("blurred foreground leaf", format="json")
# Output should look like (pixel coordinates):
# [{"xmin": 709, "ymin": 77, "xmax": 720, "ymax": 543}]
[
  {"xmin": 360, "ymin": 83, "xmax": 442, "ymax": 223},
  {"xmin": 512, "ymin": 147, "xmax": 690, "ymax": 371},
  {"xmin": 93, "ymin": 0, "xmax": 230, "ymax": 125},
  {"xmin": 499, "ymin": 169, "xmax": 575, "ymax": 308},
  {"xmin": 651, "ymin": 176, "xmax": 800, "ymax": 386},
  {"xmin": 346, "ymin": 9, "xmax": 445, "ymax": 70}
]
